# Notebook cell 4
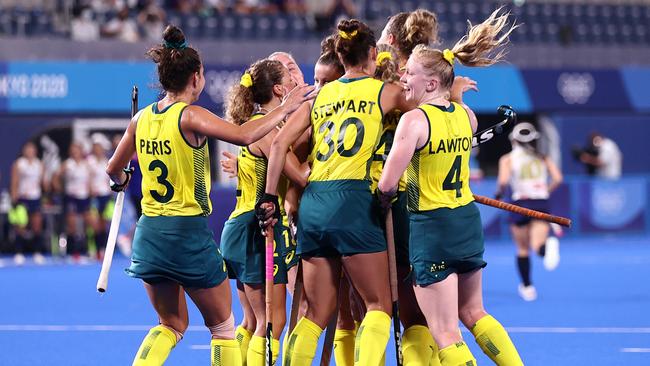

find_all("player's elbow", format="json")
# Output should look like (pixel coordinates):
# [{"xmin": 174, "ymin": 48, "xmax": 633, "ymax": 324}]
[{"xmin": 106, "ymin": 158, "xmax": 122, "ymax": 177}]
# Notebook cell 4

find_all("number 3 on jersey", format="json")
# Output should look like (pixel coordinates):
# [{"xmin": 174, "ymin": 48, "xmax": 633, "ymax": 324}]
[
  {"xmin": 316, "ymin": 117, "xmax": 365, "ymax": 161},
  {"xmin": 443, "ymin": 155, "xmax": 463, "ymax": 198},
  {"xmin": 148, "ymin": 160, "xmax": 174, "ymax": 203}
]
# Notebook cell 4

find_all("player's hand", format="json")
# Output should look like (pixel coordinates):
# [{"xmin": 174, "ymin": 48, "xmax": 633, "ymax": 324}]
[
  {"xmin": 376, "ymin": 189, "xmax": 397, "ymax": 213},
  {"xmin": 220, "ymin": 151, "xmax": 238, "ymax": 178},
  {"xmin": 281, "ymin": 84, "xmax": 316, "ymax": 115},
  {"xmin": 450, "ymin": 76, "xmax": 478, "ymax": 103},
  {"xmin": 255, "ymin": 193, "xmax": 280, "ymax": 233},
  {"xmin": 110, "ymin": 167, "xmax": 134, "ymax": 192}
]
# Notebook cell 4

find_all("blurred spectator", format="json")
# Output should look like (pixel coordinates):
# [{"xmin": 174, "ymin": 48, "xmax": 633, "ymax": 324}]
[
  {"xmin": 573, "ymin": 132, "xmax": 622, "ymax": 179},
  {"xmin": 101, "ymin": 6, "xmax": 140, "ymax": 42},
  {"xmin": 71, "ymin": 7, "xmax": 100, "ymax": 42},
  {"xmin": 305, "ymin": 0, "xmax": 357, "ymax": 33},
  {"xmin": 137, "ymin": 0, "xmax": 166, "ymax": 41}
]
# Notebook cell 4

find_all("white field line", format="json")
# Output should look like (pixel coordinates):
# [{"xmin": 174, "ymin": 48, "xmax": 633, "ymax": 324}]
[
  {"xmin": 620, "ymin": 348, "xmax": 650, "ymax": 353},
  {"xmin": 0, "ymin": 325, "xmax": 650, "ymax": 334},
  {"xmin": 189, "ymin": 345, "xmax": 211, "ymax": 350}
]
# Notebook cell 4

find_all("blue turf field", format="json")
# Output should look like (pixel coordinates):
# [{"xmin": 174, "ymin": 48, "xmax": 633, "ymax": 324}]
[{"xmin": 1, "ymin": 236, "xmax": 649, "ymax": 365}]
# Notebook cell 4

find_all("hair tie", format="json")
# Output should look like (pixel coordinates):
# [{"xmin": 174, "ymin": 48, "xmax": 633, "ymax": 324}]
[
  {"xmin": 163, "ymin": 40, "xmax": 188, "ymax": 50},
  {"xmin": 442, "ymin": 49, "xmax": 455, "ymax": 66},
  {"xmin": 376, "ymin": 51, "xmax": 392, "ymax": 66},
  {"xmin": 240, "ymin": 73, "xmax": 253, "ymax": 88},
  {"xmin": 338, "ymin": 30, "xmax": 358, "ymax": 40}
]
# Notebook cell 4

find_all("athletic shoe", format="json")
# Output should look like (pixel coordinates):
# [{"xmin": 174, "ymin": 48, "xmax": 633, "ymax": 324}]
[
  {"xmin": 518, "ymin": 284, "xmax": 537, "ymax": 301},
  {"xmin": 544, "ymin": 236, "xmax": 560, "ymax": 271},
  {"xmin": 13, "ymin": 253, "xmax": 26, "ymax": 266},
  {"xmin": 33, "ymin": 252, "xmax": 46, "ymax": 265}
]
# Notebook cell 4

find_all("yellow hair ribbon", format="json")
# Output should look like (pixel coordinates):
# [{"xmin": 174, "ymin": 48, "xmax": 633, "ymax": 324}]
[
  {"xmin": 443, "ymin": 49, "xmax": 455, "ymax": 66},
  {"xmin": 338, "ymin": 30, "xmax": 358, "ymax": 40},
  {"xmin": 240, "ymin": 73, "xmax": 253, "ymax": 88},
  {"xmin": 376, "ymin": 51, "xmax": 392, "ymax": 66}
]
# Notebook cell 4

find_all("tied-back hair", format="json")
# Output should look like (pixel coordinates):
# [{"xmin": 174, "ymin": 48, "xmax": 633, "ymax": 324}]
[
  {"xmin": 374, "ymin": 44, "xmax": 400, "ymax": 83},
  {"xmin": 387, "ymin": 9, "xmax": 439, "ymax": 59},
  {"xmin": 146, "ymin": 25, "xmax": 201, "ymax": 93},
  {"xmin": 317, "ymin": 35, "xmax": 344, "ymax": 76},
  {"xmin": 412, "ymin": 7, "xmax": 518, "ymax": 90},
  {"xmin": 225, "ymin": 59, "xmax": 285, "ymax": 126},
  {"xmin": 335, "ymin": 19, "xmax": 376, "ymax": 67}
]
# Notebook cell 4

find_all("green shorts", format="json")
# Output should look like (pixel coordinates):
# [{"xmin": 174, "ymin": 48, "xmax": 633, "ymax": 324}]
[
  {"xmin": 391, "ymin": 191, "xmax": 410, "ymax": 267},
  {"xmin": 409, "ymin": 202, "xmax": 486, "ymax": 286},
  {"xmin": 220, "ymin": 210, "xmax": 291, "ymax": 285},
  {"xmin": 297, "ymin": 180, "xmax": 386, "ymax": 258},
  {"xmin": 126, "ymin": 215, "xmax": 227, "ymax": 289}
]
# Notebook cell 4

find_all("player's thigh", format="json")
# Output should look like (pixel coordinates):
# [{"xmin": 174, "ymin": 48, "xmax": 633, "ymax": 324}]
[
  {"xmin": 510, "ymin": 224, "xmax": 530, "ymax": 252},
  {"xmin": 342, "ymin": 251, "xmax": 391, "ymax": 313},
  {"xmin": 529, "ymin": 220, "xmax": 550, "ymax": 250},
  {"xmin": 302, "ymin": 256, "xmax": 341, "ymax": 328},
  {"xmin": 143, "ymin": 280, "xmax": 189, "ymax": 332},
  {"xmin": 413, "ymin": 274, "xmax": 459, "ymax": 347},
  {"xmin": 186, "ymin": 279, "xmax": 234, "ymax": 327},
  {"xmin": 397, "ymin": 264, "xmax": 426, "ymax": 328}
]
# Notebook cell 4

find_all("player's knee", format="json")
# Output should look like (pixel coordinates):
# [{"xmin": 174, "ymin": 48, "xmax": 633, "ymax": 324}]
[
  {"xmin": 160, "ymin": 324, "xmax": 185, "ymax": 343},
  {"xmin": 208, "ymin": 313, "xmax": 235, "ymax": 340},
  {"xmin": 161, "ymin": 317, "xmax": 188, "ymax": 336},
  {"xmin": 458, "ymin": 306, "xmax": 487, "ymax": 329}
]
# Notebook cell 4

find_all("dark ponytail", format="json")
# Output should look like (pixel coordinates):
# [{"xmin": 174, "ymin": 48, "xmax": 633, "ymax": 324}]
[
  {"xmin": 335, "ymin": 19, "xmax": 376, "ymax": 68},
  {"xmin": 146, "ymin": 25, "xmax": 202, "ymax": 93}
]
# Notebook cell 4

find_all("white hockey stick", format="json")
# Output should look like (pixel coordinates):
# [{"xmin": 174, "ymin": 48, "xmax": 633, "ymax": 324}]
[{"xmin": 96, "ymin": 85, "xmax": 138, "ymax": 293}]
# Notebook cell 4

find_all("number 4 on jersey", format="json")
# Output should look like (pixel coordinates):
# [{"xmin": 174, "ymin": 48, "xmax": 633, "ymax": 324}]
[{"xmin": 442, "ymin": 155, "xmax": 463, "ymax": 198}]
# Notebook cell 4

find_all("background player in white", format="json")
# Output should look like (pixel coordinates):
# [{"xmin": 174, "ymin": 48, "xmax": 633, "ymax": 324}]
[
  {"xmin": 54, "ymin": 142, "xmax": 92, "ymax": 262},
  {"xmin": 87, "ymin": 135, "xmax": 112, "ymax": 260},
  {"xmin": 10, "ymin": 141, "xmax": 46, "ymax": 265},
  {"xmin": 496, "ymin": 122, "xmax": 563, "ymax": 301}
]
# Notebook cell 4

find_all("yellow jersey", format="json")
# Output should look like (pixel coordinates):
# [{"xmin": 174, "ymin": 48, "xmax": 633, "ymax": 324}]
[
  {"xmin": 370, "ymin": 110, "xmax": 407, "ymax": 192},
  {"xmin": 229, "ymin": 113, "xmax": 288, "ymax": 222},
  {"xmin": 406, "ymin": 102, "xmax": 474, "ymax": 212},
  {"xmin": 136, "ymin": 102, "xmax": 211, "ymax": 216},
  {"xmin": 309, "ymin": 76, "xmax": 385, "ymax": 182}
]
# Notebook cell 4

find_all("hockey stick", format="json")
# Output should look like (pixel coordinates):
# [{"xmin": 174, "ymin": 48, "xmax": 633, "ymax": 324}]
[
  {"xmin": 320, "ymin": 275, "xmax": 342, "ymax": 366},
  {"xmin": 287, "ymin": 262, "xmax": 303, "ymax": 335},
  {"xmin": 472, "ymin": 105, "xmax": 516, "ymax": 148},
  {"xmin": 385, "ymin": 207, "xmax": 403, "ymax": 365},
  {"xmin": 265, "ymin": 224, "xmax": 274, "ymax": 366},
  {"xmin": 473, "ymin": 195, "xmax": 571, "ymax": 227},
  {"xmin": 96, "ymin": 85, "xmax": 138, "ymax": 293}
]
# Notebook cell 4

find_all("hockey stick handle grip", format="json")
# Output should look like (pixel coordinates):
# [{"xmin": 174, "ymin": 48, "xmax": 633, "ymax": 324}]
[{"xmin": 473, "ymin": 194, "xmax": 571, "ymax": 227}]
